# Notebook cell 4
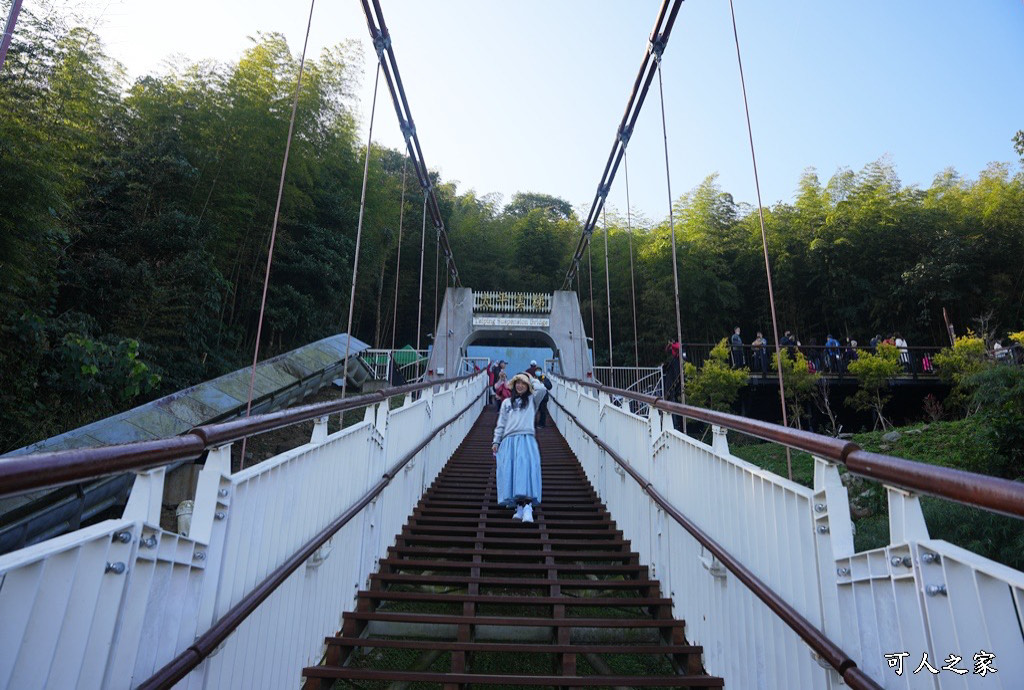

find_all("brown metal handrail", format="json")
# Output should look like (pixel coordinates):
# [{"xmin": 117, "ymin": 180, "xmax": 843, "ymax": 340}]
[
  {"xmin": 548, "ymin": 395, "xmax": 883, "ymax": 690},
  {"xmin": 0, "ymin": 375, "xmax": 478, "ymax": 499},
  {"xmin": 139, "ymin": 385, "xmax": 487, "ymax": 690},
  {"xmin": 566, "ymin": 378, "xmax": 1024, "ymax": 520}
]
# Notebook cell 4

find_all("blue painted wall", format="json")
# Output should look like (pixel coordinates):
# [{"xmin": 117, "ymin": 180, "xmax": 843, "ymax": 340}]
[{"xmin": 467, "ymin": 346, "xmax": 592, "ymax": 376}]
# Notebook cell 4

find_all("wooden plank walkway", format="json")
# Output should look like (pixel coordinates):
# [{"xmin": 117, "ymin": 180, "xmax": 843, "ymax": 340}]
[{"xmin": 302, "ymin": 406, "xmax": 724, "ymax": 689}]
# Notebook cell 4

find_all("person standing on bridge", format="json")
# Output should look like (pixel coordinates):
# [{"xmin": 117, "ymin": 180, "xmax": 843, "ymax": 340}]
[
  {"xmin": 534, "ymin": 369, "xmax": 553, "ymax": 427},
  {"xmin": 751, "ymin": 331, "xmax": 768, "ymax": 374},
  {"xmin": 492, "ymin": 373, "xmax": 546, "ymax": 523},
  {"xmin": 488, "ymin": 359, "xmax": 506, "ymax": 388},
  {"xmin": 730, "ymin": 327, "xmax": 745, "ymax": 368},
  {"xmin": 493, "ymin": 370, "xmax": 512, "ymax": 407}
]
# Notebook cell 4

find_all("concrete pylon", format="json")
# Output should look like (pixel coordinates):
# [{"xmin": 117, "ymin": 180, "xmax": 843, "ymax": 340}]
[{"xmin": 426, "ymin": 288, "xmax": 592, "ymax": 380}]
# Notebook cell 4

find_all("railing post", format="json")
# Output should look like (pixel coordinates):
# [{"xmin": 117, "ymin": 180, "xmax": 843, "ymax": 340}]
[
  {"xmin": 374, "ymin": 400, "xmax": 389, "ymax": 436},
  {"xmin": 187, "ymin": 443, "xmax": 234, "ymax": 678},
  {"xmin": 887, "ymin": 487, "xmax": 929, "ymax": 543},
  {"xmin": 711, "ymin": 425, "xmax": 729, "ymax": 454},
  {"xmin": 122, "ymin": 467, "xmax": 166, "ymax": 525},
  {"xmin": 311, "ymin": 416, "xmax": 329, "ymax": 444},
  {"xmin": 812, "ymin": 458, "xmax": 854, "ymax": 558},
  {"xmin": 189, "ymin": 445, "xmax": 231, "ymax": 545},
  {"xmin": 811, "ymin": 456, "xmax": 856, "ymax": 675}
]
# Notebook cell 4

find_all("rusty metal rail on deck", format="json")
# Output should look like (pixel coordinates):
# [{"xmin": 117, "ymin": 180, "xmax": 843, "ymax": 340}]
[
  {"xmin": 0, "ymin": 375, "xmax": 474, "ymax": 499},
  {"xmin": 564, "ymin": 378, "xmax": 1024, "ymax": 520},
  {"xmin": 547, "ymin": 392, "xmax": 883, "ymax": 690}
]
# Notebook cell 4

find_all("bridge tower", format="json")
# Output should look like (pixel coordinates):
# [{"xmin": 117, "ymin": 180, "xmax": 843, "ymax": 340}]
[{"xmin": 426, "ymin": 288, "xmax": 592, "ymax": 379}]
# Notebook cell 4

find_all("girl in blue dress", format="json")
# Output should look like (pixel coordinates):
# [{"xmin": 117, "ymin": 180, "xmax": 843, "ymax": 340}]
[{"xmin": 491, "ymin": 373, "xmax": 545, "ymax": 523}]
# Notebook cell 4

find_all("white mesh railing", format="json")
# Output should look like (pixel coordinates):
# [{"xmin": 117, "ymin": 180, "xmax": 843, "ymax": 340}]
[
  {"xmin": 0, "ymin": 375, "xmax": 487, "ymax": 690},
  {"xmin": 547, "ymin": 378, "xmax": 1024, "ymax": 690},
  {"xmin": 590, "ymin": 365, "xmax": 663, "ymax": 415}
]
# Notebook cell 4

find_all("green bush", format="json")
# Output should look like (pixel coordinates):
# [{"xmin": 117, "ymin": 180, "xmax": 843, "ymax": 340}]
[
  {"xmin": 966, "ymin": 366, "xmax": 1024, "ymax": 479},
  {"xmin": 770, "ymin": 350, "xmax": 819, "ymax": 429},
  {"xmin": 684, "ymin": 338, "xmax": 749, "ymax": 412},
  {"xmin": 50, "ymin": 334, "xmax": 161, "ymax": 403},
  {"xmin": 932, "ymin": 333, "xmax": 989, "ymax": 414},
  {"xmin": 847, "ymin": 343, "xmax": 901, "ymax": 429}
]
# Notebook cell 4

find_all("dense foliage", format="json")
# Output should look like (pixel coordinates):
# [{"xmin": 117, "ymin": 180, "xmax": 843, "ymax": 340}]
[
  {"xmin": 1, "ymin": 8, "xmax": 1023, "ymax": 453},
  {"xmin": 683, "ymin": 339, "xmax": 749, "ymax": 412},
  {"xmin": 846, "ymin": 343, "xmax": 903, "ymax": 430}
]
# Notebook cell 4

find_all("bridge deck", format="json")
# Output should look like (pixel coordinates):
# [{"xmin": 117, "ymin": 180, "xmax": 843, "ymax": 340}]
[{"xmin": 302, "ymin": 406, "xmax": 724, "ymax": 688}]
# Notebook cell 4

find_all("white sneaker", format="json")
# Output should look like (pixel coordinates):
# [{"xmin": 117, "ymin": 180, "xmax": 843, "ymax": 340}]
[
  {"xmin": 512, "ymin": 505, "xmax": 525, "ymax": 520},
  {"xmin": 521, "ymin": 504, "xmax": 534, "ymax": 523}
]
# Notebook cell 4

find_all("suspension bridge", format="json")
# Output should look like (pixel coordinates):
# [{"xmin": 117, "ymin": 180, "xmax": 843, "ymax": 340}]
[{"xmin": 1, "ymin": 1, "xmax": 1022, "ymax": 689}]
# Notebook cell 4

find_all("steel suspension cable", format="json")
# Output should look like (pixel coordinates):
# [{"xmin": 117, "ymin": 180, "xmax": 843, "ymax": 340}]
[
  {"xmin": 360, "ymin": 0, "xmax": 461, "ymax": 286},
  {"xmin": 389, "ymin": 158, "xmax": 408, "ymax": 352},
  {"xmin": 602, "ymin": 208, "xmax": 614, "ymax": 367},
  {"xmin": 0, "ymin": 0, "xmax": 23, "ymax": 72},
  {"xmin": 623, "ymin": 151, "xmax": 640, "ymax": 368},
  {"xmin": 587, "ymin": 244, "xmax": 597, "ymax": 367},
  {"xmin": 655, "ymin": 54, "xmax": 686, "ymax": 431},
  {"xmin": 578, "ymin": 275, "xmax": 585, "ymax": 374},
  {"xmin": 416, "ymin": 193, "xmax": 427, "ymax": 351},
  {"xmin": 728, "ymin": 0, "xmax": 791, "ymax": 478},
  {"xmin": 433, "ymin": 227, "xmax": 440, "ymax": 348},
  {"xmin": 444, "ymin": 270, "xmax": 451, "ymax": 374},
  {"xmin": 562, "ymin": 0, "xmax": 684, "ymax": 289},
  {"xmin": 341, "ymin": 61, "xmax": 382, "ymax": 396},
  {"xmin": 240, "ymin": 0, "xmax": 318, "ymax": 467}
]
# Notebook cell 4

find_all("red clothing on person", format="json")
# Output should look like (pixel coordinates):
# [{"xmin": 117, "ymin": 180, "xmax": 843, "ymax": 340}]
[{"xmin": 494, "ymin": 380, "xmax": 512, "ymax": 401}]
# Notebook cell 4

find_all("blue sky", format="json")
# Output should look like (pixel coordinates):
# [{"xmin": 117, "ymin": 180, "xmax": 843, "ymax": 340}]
[{"xmin": 83, "ymin": 0, "xmax": 1024, "ymax": 221}]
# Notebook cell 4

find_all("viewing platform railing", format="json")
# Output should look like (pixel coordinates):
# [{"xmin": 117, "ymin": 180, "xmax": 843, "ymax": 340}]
[
  {"xmin": 654, "ymin": 343, "xmax": 950, "ymax": 381},
  {"xmin": 591, "ymin": 365, "xmax": 663, "ymax": 415}
]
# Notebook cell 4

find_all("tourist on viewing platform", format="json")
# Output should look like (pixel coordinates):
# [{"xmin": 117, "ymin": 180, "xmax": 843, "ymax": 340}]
[
  {"xmin": 1009, "ymin": 340, "xmax": 1024, "ymax": 365},
  {"xmin": 845, "ymin": 339, "xmax": 860, "ymax": 366},
  {"xmin": 993, "ymin": 340, "xmax": 1013, "ymax": 362},
  {"xmin": 730, "ymin": 326, "xmax": 745, "ymax": 368},
  {"xmin": 805, "ymin": 336, "xmax": 821, "ymax": 373},
  {"xmin": 780, "ymin": 330, "xmax": 797, "ymax": 360},
  {"xmin": 492, "ymin": 373, "xmax": 546, "ymax": 523},
  {"xmin": 665, "ymin": 339, "xmax": 682, "ymax": 359},
  {"xmin": 526, "ymin": 359, "xmax": 540, "ymax": 377},
  {"xmin": 894, "ymin": 332, "xmax": 910, "ymax": 371},
  {"xmin": 869, "ymin": 334, "xmax": 882, "ymax": 352},
  {"xmin": 751, "ymin": 331, "xmax": 768, "ymax": 374},
  {"xmin": 824, "ymin": 334, "xmax": 841, "ymax": 372}
]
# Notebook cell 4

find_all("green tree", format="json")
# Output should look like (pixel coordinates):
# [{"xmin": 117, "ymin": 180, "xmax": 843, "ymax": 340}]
[
  {"xmin": 932, "ymin": 333, "xmax": 989, "ymax": 415},
  {"xmin": 847, "ymin": 343, "xmax": 902, "ymax": 430},
  {"xmin": 771, "ymin": 350, "xmax": 819, "ymax": 429},
  {"xmin": 683, "ymin": 338, "xmax": 748, "ymax": 412},
  {"xmin": 504, "ymin": 192, "xmax": 575, "ymax": 221},
  {"xmin": 966, "ymin": 365, "xmax": 1024, "ymax": 479}
]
